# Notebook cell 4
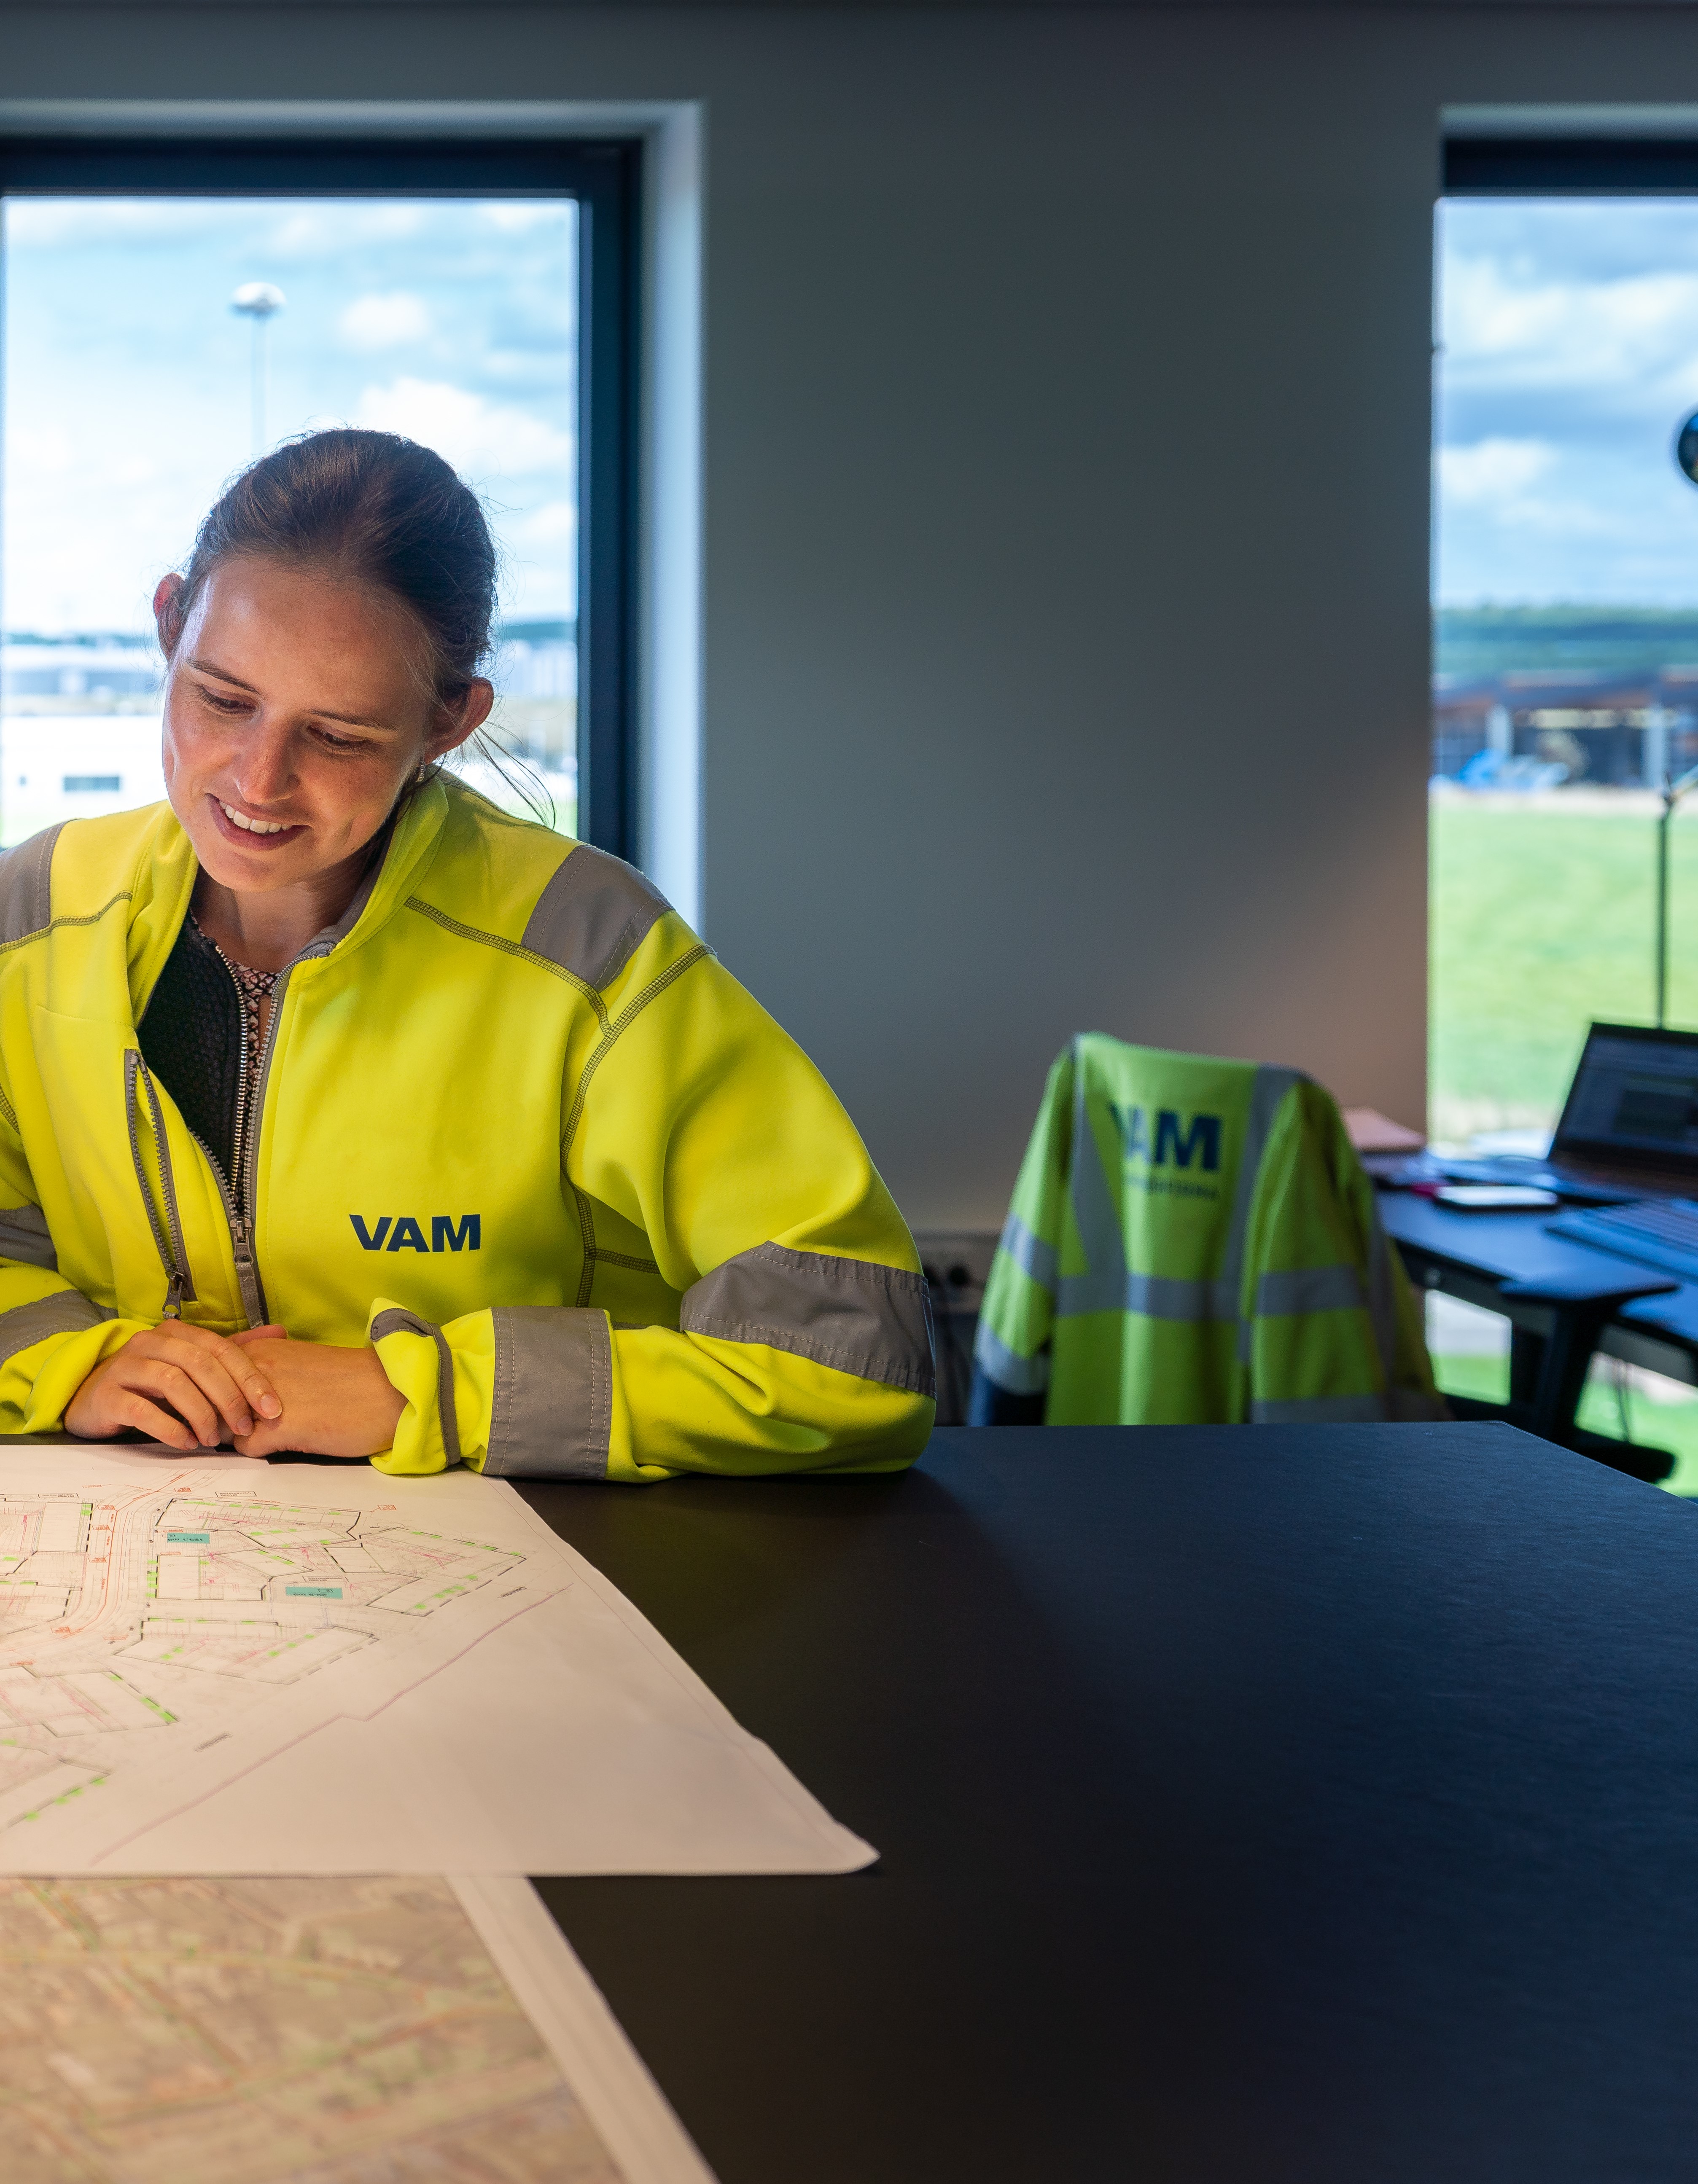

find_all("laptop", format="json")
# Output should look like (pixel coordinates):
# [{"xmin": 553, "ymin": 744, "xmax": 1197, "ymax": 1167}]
[
  {"xmin": 1371, "ymin": 1021, "xmax": 1698, "ymax": 1284},
  {"xmin": 1399, "ymin": 1022, "xmax": 1698, "ymax": 1204}
]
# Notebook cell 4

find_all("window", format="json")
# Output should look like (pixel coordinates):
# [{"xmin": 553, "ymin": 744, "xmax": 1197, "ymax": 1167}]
[
  {"xmin": 1430, "ymin": 129, "xmax": 1698, "ymax": 1452},
  {"xmin": 1434, "ymin": 135, "xmax": 1698, "ymax": 1147},
  {"xmin": 0, "ymin": 134, "xmax": 639, "ymax": 857}
]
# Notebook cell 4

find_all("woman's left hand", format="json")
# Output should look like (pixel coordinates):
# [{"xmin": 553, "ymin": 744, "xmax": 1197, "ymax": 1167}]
[{"xmin": 229, "ymin": 1337, "xmax": 406, "ymax": 1459}]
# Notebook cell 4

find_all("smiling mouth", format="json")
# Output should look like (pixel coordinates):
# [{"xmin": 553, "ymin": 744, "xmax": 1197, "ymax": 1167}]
[{"xmin": 209, "ymin": 795, "xmax": 306, "ymax": 846}]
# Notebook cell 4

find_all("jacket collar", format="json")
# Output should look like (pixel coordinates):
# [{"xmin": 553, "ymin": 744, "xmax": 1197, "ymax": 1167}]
[{"xmin": 128, "ymin": 779, "xmax": 450, "ymax": 1021}]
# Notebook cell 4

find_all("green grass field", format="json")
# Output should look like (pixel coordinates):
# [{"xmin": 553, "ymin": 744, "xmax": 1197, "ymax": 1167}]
[
  {"xmin": 1429, "ymin": 788, "xmax": 1698, "ymax": 1490},
  {"xmin": 1429, "ymin": 790, "xmax": 1698, "ymax": 1140}
]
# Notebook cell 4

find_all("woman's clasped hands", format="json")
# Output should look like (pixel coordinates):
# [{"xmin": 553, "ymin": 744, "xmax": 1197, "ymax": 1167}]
[{"xmin": 65, "ymin": 1323, "xmax": 406, "ymax": 1459}]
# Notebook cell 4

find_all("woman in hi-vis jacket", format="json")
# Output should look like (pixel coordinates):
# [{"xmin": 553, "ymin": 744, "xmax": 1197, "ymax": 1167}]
[{"xmin": 0, "ymin": 431, "xmax": 934, "ymax": 1481}]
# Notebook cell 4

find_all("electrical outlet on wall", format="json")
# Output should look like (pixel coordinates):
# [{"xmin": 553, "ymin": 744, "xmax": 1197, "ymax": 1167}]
[
  {"xmin": 912, "ymin": 1231, "xmax": 998, "ymax": 1314},
  {"xmin": 912, "ymin": 1230, "xmax": 1001, "ymax": 1428}
]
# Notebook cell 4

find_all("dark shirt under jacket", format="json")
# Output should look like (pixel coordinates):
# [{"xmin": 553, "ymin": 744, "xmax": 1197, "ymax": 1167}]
[{"xmin": 138, "ymin": 915, "xmax": 245, "ymax": 1195}]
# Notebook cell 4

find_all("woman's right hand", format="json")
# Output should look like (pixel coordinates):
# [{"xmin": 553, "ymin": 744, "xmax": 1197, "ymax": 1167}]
[{"xmin": 65, "ymin": 1322, "xmax": 286, "ymax": 1450}]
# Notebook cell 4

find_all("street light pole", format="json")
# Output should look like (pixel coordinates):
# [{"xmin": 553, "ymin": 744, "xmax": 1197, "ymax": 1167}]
[
  {"xmin": 229, "ymin": 283, "xmax": 285, "ymax": 457},
  {"xmin": 1656, "ymin": 761, "xmax": 1698, "ymax": 1028}
]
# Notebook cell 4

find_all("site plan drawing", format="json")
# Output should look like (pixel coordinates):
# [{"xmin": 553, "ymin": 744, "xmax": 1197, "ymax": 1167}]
[
  {"xmin": 0, "ymin": 1446, "xmax": 873, "ymax": 1876},
  {"xmin": 0, "ymin": 1871, "xmax": 717, "ymax": 2184}
]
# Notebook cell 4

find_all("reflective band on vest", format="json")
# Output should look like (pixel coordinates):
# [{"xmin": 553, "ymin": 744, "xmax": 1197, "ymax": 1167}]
[{"xmin": 1255, "ymin": 1265, "xmax": 1364, "ymax": 1317}]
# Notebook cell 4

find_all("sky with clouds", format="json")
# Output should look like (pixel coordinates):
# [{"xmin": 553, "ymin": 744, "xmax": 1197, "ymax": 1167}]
[
  {"xmin": 0, "ymin": 196, "xmax": 576, "ymax": 635},
  {"xmin": 1437, "ymin": 198, "xmax": 1698, "ymax": 608}
]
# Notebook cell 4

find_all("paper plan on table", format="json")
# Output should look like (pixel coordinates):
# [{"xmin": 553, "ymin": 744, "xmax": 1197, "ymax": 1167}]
[
  {"xmin": 0, "ymin": 1871, "xmax": 718, "ymax": 2184},
  {"xmin": 0, "ymin": 1444, "xmax": 874, "ymax": 1875}
]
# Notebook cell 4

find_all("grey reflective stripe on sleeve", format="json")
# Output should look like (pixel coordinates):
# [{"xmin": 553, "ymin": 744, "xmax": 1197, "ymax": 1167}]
[
  {"xmin": 521, "ymin": 844, "xmax": 670, "ymax": 990},
  {"xmin": 998, "ymin": 1212, "xmax": 1057, "ymax": 1292},
  {"xmin": 0, "ymin": 824, "xmax": 59, "ymax": 946},
  {"xmin": 1251, "ymin": 1392, "xmax": 1389, "ymax": 1424},
  {"xmin": 0, "ymin": 1204, "xmax": 57, "ymax": 1272},
  {"xmin": 680, "ymin": 1243, "xmax": 936, "ymax": 1397},
  {"xmin": 487, "ymin": 1306, "xmax": 611, "ymax": 1479},
  {"xmin": 1058, "ymin": 1270, "xmax": 1238, "ymax": 1321},
  {"xmin": 0, "ymin": 1287, "xmax": 104, "ymax": 1369},
  {"xmin": 1220, "ymin": 1067, "xmax": 1302, "ymax": 1342},
  {"xmin": 973, "ymin": 1318, "xmax": 1050, "ymax": 1395},
  {"xmin": 1255, "ymin": 1265, "xmax": 1364, "ymax": 1317},
  {"xmin": 370, "ymin": 1307, "xmax": 463, "ymax": 1469},
  {"xmin": 1067, "ymin": 1043, "xmax": 1127, "ymax": 1292}
]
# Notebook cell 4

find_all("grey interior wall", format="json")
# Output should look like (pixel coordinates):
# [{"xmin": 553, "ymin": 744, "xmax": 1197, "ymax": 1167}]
[{"xmin": 0, "ymin": 5, "xmax": 1690, "ymax": 1226}]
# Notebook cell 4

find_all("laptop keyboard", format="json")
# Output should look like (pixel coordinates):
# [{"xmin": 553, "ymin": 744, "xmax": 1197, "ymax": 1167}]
[{"xmin": 1548, "ymin": 1198, "xmax": 1698, "ymax": 1284}]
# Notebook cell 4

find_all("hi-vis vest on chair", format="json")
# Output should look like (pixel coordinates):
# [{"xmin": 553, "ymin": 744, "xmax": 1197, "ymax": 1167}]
[{"xmin": 973, "ymin": 1036, "xmax": 1442, "ymax": 1425}]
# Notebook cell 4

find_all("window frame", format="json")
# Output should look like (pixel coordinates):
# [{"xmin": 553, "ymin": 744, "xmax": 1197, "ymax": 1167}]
[
  {"xmin": 0, "ymin": 132, "xmax": 641, "ymax": 859},
  {"xmin": 1445, "ymin": 136, "xmax": 1698, "ymax": 196}
]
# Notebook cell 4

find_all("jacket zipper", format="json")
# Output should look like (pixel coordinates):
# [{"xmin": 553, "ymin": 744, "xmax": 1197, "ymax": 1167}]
[
  {"xmin": 194, "ymin": 1130, "xmax": 265, "ymax": 1330},
  {"xmin": 233, "ymin": 954, "xmax": 320, "ymax": 1328},
  {"xmin": 205, "ymin": 945, "xmax": 268, "ymax": 1328},
  {"xmin": 218, "ymin": 939, "xmax": 332, "ymax": 1329},
  {"xmin": 124, "ymin": 1050, "xmax": 196, "ymax": 1320}
]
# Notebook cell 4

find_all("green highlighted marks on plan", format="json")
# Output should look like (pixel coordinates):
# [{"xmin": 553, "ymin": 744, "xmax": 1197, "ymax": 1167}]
[{"xmin": 0, "ymin": 1480, "xmax": 542, "ymax": 1847}]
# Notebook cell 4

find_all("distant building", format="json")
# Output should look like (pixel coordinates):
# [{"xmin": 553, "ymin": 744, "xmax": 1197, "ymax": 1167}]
[
  {"xmin": 1432, "ymin": 612, "xmax": 1698, "ymax": 786},
  {"xmin": 1, "ymin": 621, "xmax": 577, "ymax": 708},
  {"xmin": 1434, "ymin": 669, "xmax": 1698, "ymax": 787},
  {"xmin": 3, "ymin": 634, "xmax": 159, "ymax": 706},
  {"xmin": 492, "ymin": 621, "xmax": 576, "ymax": 703},
  {"xmin": 0, "ymin": 627, "xmax": 579, "ymax": 847}
]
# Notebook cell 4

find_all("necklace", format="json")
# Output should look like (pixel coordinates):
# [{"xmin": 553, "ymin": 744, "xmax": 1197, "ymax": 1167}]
[{"xmin": 192, "ymin": 917, "xmax": 280, "ymax": 1210}]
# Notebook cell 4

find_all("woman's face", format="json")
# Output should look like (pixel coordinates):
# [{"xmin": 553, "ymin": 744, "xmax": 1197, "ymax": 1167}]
[{"xmin": 156, "ymin": 556, "xmax": 489, "ymax": 895}]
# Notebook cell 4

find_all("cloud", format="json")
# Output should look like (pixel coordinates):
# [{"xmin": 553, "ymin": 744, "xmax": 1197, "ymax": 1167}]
[
  {"xmin": 263, "ymin": 204, "xmax": 430, "ymax": 258},
  {"xmin": 481, "ymin": 204, "xmax": 573, "ymax": 235},
  {"xmin": 0, "ymin": 200, "xmax": 578, "ymax": 629},
  {"xmin": 338, "ymin": 291, "xmax": 432, "ymax": 352},
  {"xmin": 1442, "ymin": 249, "xmax": 1698, "ymax": 407},
  {"xmin": 4, "ymin": 200, "xmax": 234, "ymax": 251},
  {"xmin": 1437, "ymin": 438, "xmax": 1558, "ymax": 508},
  {"xmin": 508, "ymin": 499, "xmax": 577, "ymax": 550},
  {"xmin": 353, "ymin": 378, "xmax": 572, "ymax": 480}
]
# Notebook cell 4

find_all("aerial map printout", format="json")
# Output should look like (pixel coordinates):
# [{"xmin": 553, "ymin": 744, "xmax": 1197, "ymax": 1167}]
[
  {"xmin": 0, "ymin": 1871, "xmax": 717, "ymax": 2183},
  {"xmin": 0, "ymin": 1445, "xmax": 871, "ymax": 1875}
]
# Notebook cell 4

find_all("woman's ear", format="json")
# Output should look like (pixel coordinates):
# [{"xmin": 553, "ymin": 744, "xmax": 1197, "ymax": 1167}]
[
  {"xmin": 153, "ymin": 574, "xmax": 186, "ymax": 656},
  {"xmin": 425, "ymin": 677, "xmax": 495, "ymax": 763}
]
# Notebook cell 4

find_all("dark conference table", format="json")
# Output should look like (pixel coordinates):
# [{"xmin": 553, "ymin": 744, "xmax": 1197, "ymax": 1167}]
[{"xmin": 528, "ymin": 1422, "xmax": 1698, "ymax": 2184}]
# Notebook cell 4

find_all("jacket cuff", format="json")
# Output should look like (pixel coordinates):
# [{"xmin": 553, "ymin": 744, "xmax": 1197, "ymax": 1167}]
[
  {"xmin": 0, "ymin": 1289, "xmax": 142, "ymax": 1433},
  {"xmin": 367, "ymin": 1301, "xmax": 615, "ymax": 1480},
  {"xmin": 486, "ymin": 1306, "xmax": 612, "ymax": 1479},
  {"xmin": 368, "ymin": 1301, "xmax": 471, "ymax": 1474}
]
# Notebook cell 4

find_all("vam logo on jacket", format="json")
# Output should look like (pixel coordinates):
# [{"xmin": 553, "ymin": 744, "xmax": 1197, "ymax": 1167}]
[
  {"xmin": 1113, "ymin": 1106, "xmax": 1222, "ymax": 1173},
  {"xmin": 351, "ymin": 1216, "xmax": 482, "ymax": 1254}
]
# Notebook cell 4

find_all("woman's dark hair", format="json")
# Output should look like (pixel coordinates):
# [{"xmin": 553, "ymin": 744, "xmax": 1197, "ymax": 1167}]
[{"xmin": 164, "ymin": 428, "xmax": 498, "ymax": 706}]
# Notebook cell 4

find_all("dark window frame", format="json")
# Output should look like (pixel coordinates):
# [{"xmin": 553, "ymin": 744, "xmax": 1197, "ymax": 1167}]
[
  {"xmin": 1445, "ymin": 137, "xmax": 1698, "ymax": 196},
  {"xmin": 0, "ymin": 132, "xmax": 641, "ymax": 860}
]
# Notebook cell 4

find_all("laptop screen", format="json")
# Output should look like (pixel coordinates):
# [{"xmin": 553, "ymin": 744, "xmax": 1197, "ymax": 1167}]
[{"xmin": 1553, "ymin": 1022, "xmax": 1698, "ymax": 1169}]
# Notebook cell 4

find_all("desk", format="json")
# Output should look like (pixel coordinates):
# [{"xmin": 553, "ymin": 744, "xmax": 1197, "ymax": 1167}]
[
  {"xmin": 1380, "ymin": 1184, "xmax": 1698, "ymax": 1389},
  {"xmin": 526, "ymin": 1423, "xmax": 1698, "ymax": 2184}
]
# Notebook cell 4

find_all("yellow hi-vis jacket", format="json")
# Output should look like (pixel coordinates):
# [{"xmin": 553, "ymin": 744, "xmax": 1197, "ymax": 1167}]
[
  {"xmin": 0, "ymin": 784, "xmax": 935, "ymax": 1481},
  {"xmin": 974, "ymin": 1035, "xmax": 1441, "ymax": 1425}
]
